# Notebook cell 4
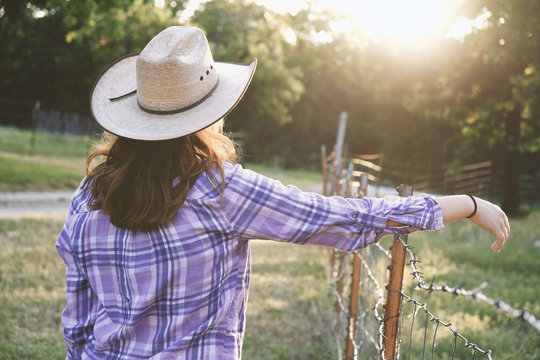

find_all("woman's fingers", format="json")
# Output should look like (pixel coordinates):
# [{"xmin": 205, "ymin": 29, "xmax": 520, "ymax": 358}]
[
  {"xmin": 504, "ymin": 213, "xmax": 511, "ymax": 234},
  {"xmin": 494, "ymin": 214, "xmax": 509, "ymax": 252},
  {"xmin": 491, "ymin": 230, "xmax": 507, "ymax": 252}
]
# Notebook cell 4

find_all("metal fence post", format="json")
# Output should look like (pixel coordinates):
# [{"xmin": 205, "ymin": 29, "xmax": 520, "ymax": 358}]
[
  {"xmin": 381, "ymin": 184, "xmax": 413, "ymax": 360},
  {"xmin": 330, "ymin": 111, "xmax": 347, "ymax": 196},
  {"xmin": 321, "ymin": 145, "xmax": 328, "ymax": 196}
]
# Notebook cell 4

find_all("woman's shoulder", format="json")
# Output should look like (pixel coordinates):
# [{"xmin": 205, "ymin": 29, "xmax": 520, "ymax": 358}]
[
  {"xmin": 187, "ymin": 162, "xmax": 257, "ymax": 201},
  {"xmin": 68, "ymin": 177, "xmax": 93, "ymax": 215}
]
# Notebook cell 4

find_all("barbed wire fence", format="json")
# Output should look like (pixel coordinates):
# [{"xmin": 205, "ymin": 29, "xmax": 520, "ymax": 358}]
[{"xmin": 321, "ymin": 118, "xmax": 540, "ymax": 359}]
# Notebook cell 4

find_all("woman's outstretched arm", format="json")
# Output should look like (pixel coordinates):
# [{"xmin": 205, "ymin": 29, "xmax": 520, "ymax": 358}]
[{"xmin": 389, "ymin": 195, "xmax": 510, "ymax": 252}]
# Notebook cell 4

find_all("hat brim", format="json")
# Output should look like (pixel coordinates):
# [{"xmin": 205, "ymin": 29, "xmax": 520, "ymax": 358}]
[{"xmin": 90, "ymin": 54, "xmax": 257, "ymax": 141}]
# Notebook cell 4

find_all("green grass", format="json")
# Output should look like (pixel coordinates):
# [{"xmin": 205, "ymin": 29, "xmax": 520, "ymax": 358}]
[
  {"xmin": 0, "ymin": 126, "xmax": 92, "ymax": 191},
  {"xmin": 396, "ymin": 211, "xmax": 540, "ymax": 359},
  {"xmin": 0, "ymin": 217, "xmax": 67, "ymax": 359},
  {"xmin": 0, "ymin": 216, "xmax": 337, "ymax": 360},
  {"xmin": 244, "ymin": 163, "xmax": 323, "ymax": 192},
  {"xmin": 243, "ymin": 241, "xmax": 336, "ymax": 359},
  {"xmin": 0, "ymin": 126, "xmax": 96, "ymax": 158},
  {"xmin": 1, "ymin": 212, "xmax": 539, "ymax": 359},
  {"xmin": 0, "ymin": 126, "xmax": 324, "ymax": 192},
  {"xmin": 1, "ymin": 125, "xmax": 539, "ymax": 358},
  {"xmin": 0, "ymin": 155, "xmax": 84, "ymax": 191}
]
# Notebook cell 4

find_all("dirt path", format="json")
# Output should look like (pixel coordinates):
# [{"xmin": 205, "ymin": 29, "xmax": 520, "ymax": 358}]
[
  {"xmin": 0, "ymin": 190, "xmax": 73, "ymax": 218},
  {"xmin": 0, "ymin": 151, "xmax": 85, "ymax": 172},
  {"xmin": 0, "ymin": 184, "xmax": 402, "ymax": 219}
]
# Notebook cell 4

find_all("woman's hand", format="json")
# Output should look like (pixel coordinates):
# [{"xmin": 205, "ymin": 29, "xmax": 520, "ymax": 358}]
[
  {"xmin": 468, "ymin": 197, "xmax": 510, "ymax": 253},
  {"xmin": 435, "ymin": 195, "xmax": 510, "ymax": 252}
]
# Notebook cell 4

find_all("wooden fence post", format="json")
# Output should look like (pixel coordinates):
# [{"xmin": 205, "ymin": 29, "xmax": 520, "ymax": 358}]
[{"xmin": 381, "ymin": 184, "xmax": 413, "ymax": 360}]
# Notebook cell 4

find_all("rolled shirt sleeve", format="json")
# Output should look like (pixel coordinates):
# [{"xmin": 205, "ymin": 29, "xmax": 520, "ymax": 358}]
[{"xmin": 221, "ymin": 163, "xmax": 443, "ymax": 251}]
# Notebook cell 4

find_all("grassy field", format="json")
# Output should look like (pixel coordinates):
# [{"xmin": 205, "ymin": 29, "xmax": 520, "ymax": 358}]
[
  {"xmin": 1, "ymin": 213, "xmax": 539, "ymax": 359},
  {"xmin": 0, "ymin": 126, "xmax": 321, "ymax": 192},
  {"xmin": 0, "ymin": 127, "xmax": 90, "ymax": 191},
  {"xmin": 398, "ymin": 214, "xmax": 540, "ymax": 359},
  {"xmin": 1, "ymin": 126, "xmax": 539, "ymax": 359}
]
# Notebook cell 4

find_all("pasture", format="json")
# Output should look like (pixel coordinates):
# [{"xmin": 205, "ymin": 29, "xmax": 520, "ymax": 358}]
[{"xmin": 0, "ymin": 126, "xmax": 539, "ymax": 359}]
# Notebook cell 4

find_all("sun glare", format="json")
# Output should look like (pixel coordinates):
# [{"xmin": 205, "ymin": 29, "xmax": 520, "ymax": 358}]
[
  {"xmin": 253, "ymin": 0, "xmax": 479, "ymax": 49},
  {"xmin": 446, "ymin": 7, "xmax": 492, "ymax": 41},
  {"xmin": 317, "ymin": 0, "xmax": 455, "ymax": 48},
  {"xmin": 347, "ymin": 0, "xmax": 446, "ymax": 42},
  {"xmin": 158, "ymin": 0, "xmax": 481, "ymax": 49}
]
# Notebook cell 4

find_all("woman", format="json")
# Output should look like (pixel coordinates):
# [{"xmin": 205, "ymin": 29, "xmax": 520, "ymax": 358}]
[{"xmin": 57, "ymin": 26, "xmax": 509, "ymax": 359}]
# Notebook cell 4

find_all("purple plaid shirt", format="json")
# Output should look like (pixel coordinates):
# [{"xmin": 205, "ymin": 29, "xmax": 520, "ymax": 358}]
[{"xmin": 56, "ymin": 162, "xmax": 443, "ymax": 359}]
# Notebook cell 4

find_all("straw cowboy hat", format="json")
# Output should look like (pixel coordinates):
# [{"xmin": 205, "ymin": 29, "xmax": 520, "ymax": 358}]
[{"xmin": 90, "ymin": 26, "xmax": 257, "ymax": 141}]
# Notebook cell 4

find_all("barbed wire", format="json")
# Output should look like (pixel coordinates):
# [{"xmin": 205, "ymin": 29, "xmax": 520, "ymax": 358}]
[
  {"xmin": 397, "ymin": 234, "xmax": 540, "ymax": 334},
  {"xmin": 328, "ymin": 249, "xmax": 349, "ymax": 360},
  {"xmin": 328, "ymin": 237, "xmax": 504, "ymax": 359},
  {"xmin": 327, "ymin": 248, "xmax": 385, "ymax": 359},
  {"xmin": 322, "ymin": 161, "xmax": 533, "ymax": 358},
  {"xmin": 352, "ymin": 249, "xmax": 388, "ymax": 359},
  {"xmin": 395, "ymin": 290, "xmax": 493, "ymax": 359},
  {"xmin": 352, "ymin": 247, "xmax": 493, "ymax": 359}
]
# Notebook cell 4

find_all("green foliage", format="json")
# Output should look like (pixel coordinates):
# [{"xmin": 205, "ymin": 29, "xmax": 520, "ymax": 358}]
[
  {"xmin": 1, "ymin": 0, "xmax": 539, "ymax": 202},
  {"xmin": 454, "ymin": 0, "xmax": 540, "ymax": 214},
  {"xmin": 284, "ymin": 11, "xmax": 384, "ymax": 167},
  {"xmin": 368, "ymin": 0, "xmax": 540, "ymax": 214},
  {"xmin": 191, "ymin": 0, "xmax": 305, "ymax": 163},
  {"xmin": 0, "ymin": 0, "xmax": 175, "ymax": 113},
  {"xmin": 450, "ymin": 0, "xmax": 540, "ymax": 153}
]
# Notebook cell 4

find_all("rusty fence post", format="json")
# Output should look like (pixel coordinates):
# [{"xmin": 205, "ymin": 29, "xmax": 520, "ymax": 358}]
[
  {"xmin": 381, "ymin": 184, "xmax": 413, "ymax": 360},
  {"xmin": 345, "ymin": 173, "xmax": 369, "ymax": 360}
]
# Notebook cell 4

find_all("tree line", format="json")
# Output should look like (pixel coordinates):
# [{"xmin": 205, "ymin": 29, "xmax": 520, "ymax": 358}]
[{"xmin": 1, "ymin": 0, "xmax": 539, "ymax": 215}]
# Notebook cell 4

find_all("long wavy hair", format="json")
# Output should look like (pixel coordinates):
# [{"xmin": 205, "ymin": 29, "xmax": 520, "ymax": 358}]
[{"xmin": 83, "ymin": 120, "xmax": 236, "ymax": 232}]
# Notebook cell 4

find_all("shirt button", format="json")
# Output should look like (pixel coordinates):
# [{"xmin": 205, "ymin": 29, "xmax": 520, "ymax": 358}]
[
  {"xmin": 426, "ymin": 221, "xmax": 432, "ymax": 227},
  {"xmin": 351, "ymin": 212, "xmax": 359, "ymax": 219}
]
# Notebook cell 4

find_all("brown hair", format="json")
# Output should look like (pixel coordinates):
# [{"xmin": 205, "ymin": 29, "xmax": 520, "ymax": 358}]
[{"xmin": 83, "ymin": 121, "xmax": 236, "ymax": 232}]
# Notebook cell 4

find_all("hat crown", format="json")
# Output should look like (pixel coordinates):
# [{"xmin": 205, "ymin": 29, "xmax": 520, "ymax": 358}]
[{"xmin": 136, "ymin": 26, "xmax": 217, "ymax": 112}]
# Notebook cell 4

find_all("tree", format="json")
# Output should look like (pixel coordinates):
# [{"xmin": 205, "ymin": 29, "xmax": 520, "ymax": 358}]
[
  {"xmin": 370, "ymin": 0, "xmax": 540, "ymax": 214},
  {"xmin": 282, "ymin": 8, "xmax": 383, "ymax": 168},
  {"xmin": 448, "ymin": 0, "xmax": 540, "ymax": 215},
  {"xmin": 0, "ymin": 0, "xmax": 177, "ymax": 114},
  {"xmin": 191, "ymin": 0, "xmax": 304, "ymax": 163}
]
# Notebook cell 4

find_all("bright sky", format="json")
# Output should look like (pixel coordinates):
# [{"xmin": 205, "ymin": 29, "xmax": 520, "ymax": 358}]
[
  {"xmin": 252, "ymin": 0, "xmax": 490, "ymax": 46},
  {"xmin": 163, "ymin": 0, "xmax": 491, "ymax": 48}
]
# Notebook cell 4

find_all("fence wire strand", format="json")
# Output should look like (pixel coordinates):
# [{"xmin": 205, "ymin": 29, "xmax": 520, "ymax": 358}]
[
  {"xmin": 397, "ymin": 235, "xmax": 540, "ymax": 334},
  {"xmin": 328, "ymin": 232, "xmax": 535, "ymax": 359},
  {"xmin": 323, "ymin": 155, "xmax": 538, "ymax": 359}
]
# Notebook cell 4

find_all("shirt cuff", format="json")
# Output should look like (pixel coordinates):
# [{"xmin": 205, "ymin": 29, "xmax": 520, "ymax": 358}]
[{"xmin": 385, "ymin": 195, "xmax": 444, "ymax": 234}]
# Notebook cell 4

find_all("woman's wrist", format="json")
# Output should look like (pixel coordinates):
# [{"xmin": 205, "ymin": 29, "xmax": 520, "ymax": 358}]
[
  {"xmin": 464, "ymin": 194, "xmax": 477, "ymax": 218},
  {"xmin": 434, "ymin": 194, "xmax": 477, "ymax": 223}
]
